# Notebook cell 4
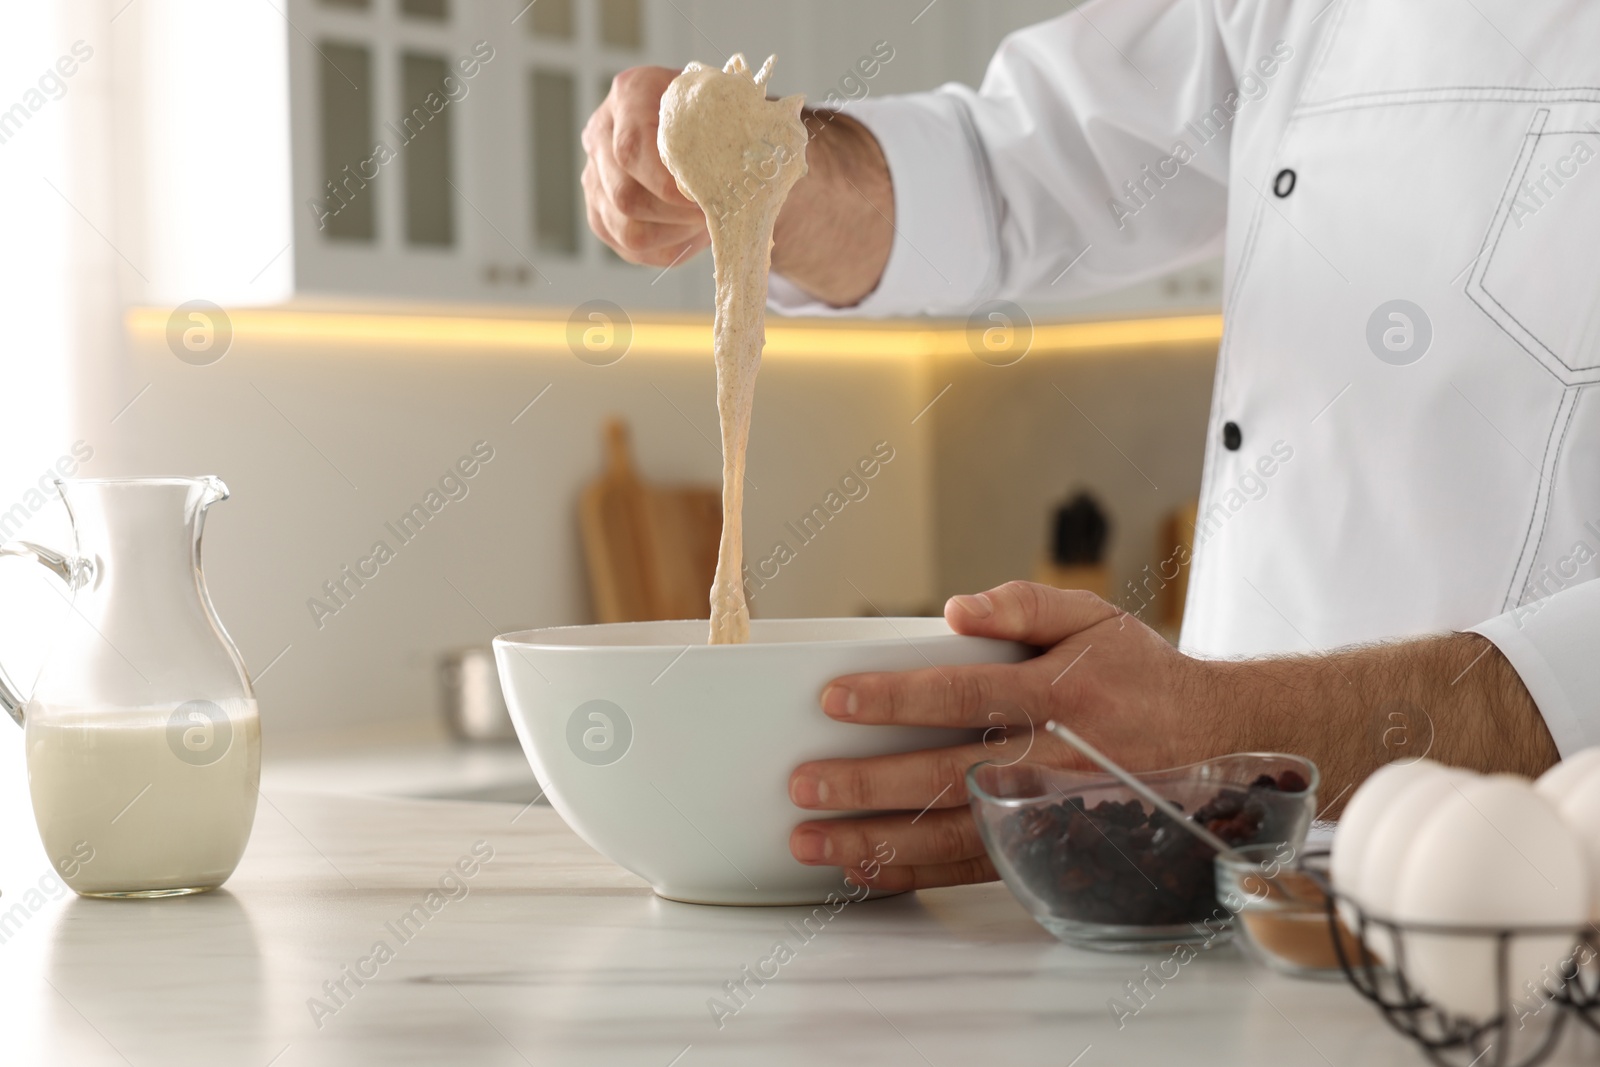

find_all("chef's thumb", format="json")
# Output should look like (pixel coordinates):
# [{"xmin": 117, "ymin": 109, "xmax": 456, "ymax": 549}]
[{"xmin": 944, "ymin": 581, "xmax": 1119, "ymax": 646}]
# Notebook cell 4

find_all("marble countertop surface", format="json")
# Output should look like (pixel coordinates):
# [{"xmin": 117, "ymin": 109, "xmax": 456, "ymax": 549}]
[{"xmin": 2, "ymin": 738, "xmax": 1596, "ymax": 1066}]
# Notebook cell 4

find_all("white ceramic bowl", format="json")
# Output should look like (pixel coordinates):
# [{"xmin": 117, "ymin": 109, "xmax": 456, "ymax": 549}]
[{"xmin": 494, "ymin": 617, "xmax": 1031, "ymax": 905}]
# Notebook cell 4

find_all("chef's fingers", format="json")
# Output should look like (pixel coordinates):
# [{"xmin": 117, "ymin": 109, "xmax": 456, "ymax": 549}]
[
  {"xmin": 582, "ymin": 159, "xmax": 704, "ymax": 264},
  {"xmin": 584, "ymin": 158, "xmax": 684, "ymax": 249},
  {"xmin": 790, "ymin": 808, "xmax": 985, "ymax": 869},
  {"xmin": 579, "ymin": 93, "xmax": 614, "ymax": 167},
  {"xmin": 845, "ymin": 855, "xmax": 998, "ymax": 893},
  {"xmin": 610, "ymin": 168, "xmax": 705, "ymax": 227},
  {"xmin": 584, "ymin": 165, "xmax": 613, "ymax": 247},
  {"xmin": 819, "ymin": 661, "xmax": 1042, "ymax": 729},
  {"xmin": 584, "ymin": 174, "xmax": 622, "ymax": 262},
  {"xmin": 945, "ymin": 580, "xmax": 1121, "ymax": 646},
  {"xmin": 590, "ymin": 124, "xmax": 704, "ymax": 226},
  {"xmin": 790, "ymin": 742, "xmax": 992, "ymax": 812},
  {"xmin": 607, "ymin": 66, "xmax": 697, "ymax": 208}
]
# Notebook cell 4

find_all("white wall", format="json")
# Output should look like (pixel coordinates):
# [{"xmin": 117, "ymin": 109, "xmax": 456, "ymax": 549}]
[
  {"xmin": 930, "ymin": 341, "xmax": 1218, "ymax": 615},
  {"xmin": 81, "ymin": 314, "xmax": 1219, "ymax": 750},
  {"xmin": 89, "ymin": 320, "xmax": 939, "ymax": 747}
]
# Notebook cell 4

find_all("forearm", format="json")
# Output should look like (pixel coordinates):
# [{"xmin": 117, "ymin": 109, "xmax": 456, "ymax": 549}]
[
  {"xmin": 771, "ymin": 111, "xmax": 892, "ymax": 308},
  {"xmin": 1218, "ymin": 633, "xmax": 1560, "ymax": 816}
]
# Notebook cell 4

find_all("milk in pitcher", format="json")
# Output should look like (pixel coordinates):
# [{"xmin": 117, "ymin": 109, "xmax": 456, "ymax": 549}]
[{"xmin": 26, "ymin": 699, "xmax": 260, "ymax": 896}]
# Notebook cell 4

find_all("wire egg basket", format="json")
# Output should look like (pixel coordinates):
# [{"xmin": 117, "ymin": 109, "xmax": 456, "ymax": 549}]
[{"xmin": 1309, "ymin": 871, "xmax": 1600, "ymax": 1067}]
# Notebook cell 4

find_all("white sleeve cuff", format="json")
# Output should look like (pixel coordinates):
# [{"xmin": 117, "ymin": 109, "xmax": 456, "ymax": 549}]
[
  {"xmin": 1468, "ymin": 578, "xmax": 1600, "ymax": 758},
  {"xmin": 768, "ymin": 92, "xmax": 998, "ymax": 318}
]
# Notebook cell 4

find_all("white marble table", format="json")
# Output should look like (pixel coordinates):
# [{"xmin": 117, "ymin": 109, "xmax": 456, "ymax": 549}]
[{"xmin": 3, "ymin": 775, "xmax": 1598, "ymax": 1066}]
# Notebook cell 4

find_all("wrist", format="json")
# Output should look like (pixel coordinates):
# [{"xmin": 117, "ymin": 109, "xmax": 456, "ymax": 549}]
[
  {"xmin": 1193, "ymin": 656, "xmax": 1266, "ymax": 760},
  {"xmin": 1211, "ymin": 634, "xmax": 1558, "ymax": 816},
  {"xmin": 772, "ymin": 110, "xmax": 892, "ymax": 307},
  {"xmin": 1455, "ymin": 632, "xmax": 1559, "ymax": 771},
  {"xmin": 1201, "ymin": 651, "xmax": 1357, "ymax": 787}
]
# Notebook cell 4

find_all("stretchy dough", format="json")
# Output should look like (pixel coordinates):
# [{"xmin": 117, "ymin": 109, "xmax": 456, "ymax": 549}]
[{"xmin": 658, "ymin": 55, "xmax": 808, "ymax": 644}]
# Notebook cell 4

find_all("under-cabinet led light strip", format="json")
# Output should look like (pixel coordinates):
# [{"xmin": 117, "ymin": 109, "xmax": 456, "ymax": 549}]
[{"xmin": 125, "ymin": 307, "xmax": 1223, "ymax": 360}]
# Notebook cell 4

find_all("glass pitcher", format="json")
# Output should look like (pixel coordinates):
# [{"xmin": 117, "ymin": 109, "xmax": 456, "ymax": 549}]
[{"xmin": 0, "ymin": 477, "xmax": 259, "ymax": 897}]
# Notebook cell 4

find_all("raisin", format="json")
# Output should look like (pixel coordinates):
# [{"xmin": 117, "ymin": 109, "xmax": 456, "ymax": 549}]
[
  {"xmin": 1015, "ymin": 805, "xmax": 1060, "ymax": 840},
  {"xmin": 1000, "ymin": 771, "xmax": 1308, "ymax": 928}
]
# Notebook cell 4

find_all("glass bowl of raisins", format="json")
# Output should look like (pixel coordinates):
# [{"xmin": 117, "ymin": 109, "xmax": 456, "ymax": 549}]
[{"xmin": 968, "ymin": 754, "xmax": 1318, "ymax": 951}]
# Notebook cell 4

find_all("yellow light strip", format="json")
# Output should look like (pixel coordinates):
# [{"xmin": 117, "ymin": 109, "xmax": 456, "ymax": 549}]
[{"xmin": 125, "ymin": 306, "xmax": 1222, "ymax": 359}]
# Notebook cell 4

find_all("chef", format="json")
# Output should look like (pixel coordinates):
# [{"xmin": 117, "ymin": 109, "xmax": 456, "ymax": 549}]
[{"xmin": 582, "ymin": 0, "xmax": 1600, "ymax": 891}]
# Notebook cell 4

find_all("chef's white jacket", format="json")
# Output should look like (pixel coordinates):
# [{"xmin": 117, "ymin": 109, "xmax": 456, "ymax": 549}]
[{"xmin": 771, "ymin": 0, "xmax": 1600, "ymax": 755}]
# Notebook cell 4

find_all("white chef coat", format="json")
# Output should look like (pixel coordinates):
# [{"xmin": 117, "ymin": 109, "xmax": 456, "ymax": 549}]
[{"xmin": 770, "ymin": 0, "xmax": 1600, "ymax": 756}]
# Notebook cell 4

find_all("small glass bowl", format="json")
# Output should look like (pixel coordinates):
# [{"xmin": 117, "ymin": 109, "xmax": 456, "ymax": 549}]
[
  {"xmin": 968, "ymin": 754, "xmax": 1318, "ymax": 952},
  {"xmin": 1215, "ymin": 845, "xmax": 1372, "ymax": 980}
]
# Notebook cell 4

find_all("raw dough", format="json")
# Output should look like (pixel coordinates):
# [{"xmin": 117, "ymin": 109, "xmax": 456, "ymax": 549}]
[{"xmin": 658, "ymin": 55, "xmax": 808, "ymax": 644}]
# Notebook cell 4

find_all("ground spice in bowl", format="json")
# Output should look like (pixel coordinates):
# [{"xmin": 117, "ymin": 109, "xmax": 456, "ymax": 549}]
[{"xmin": 1219, "ymin": 848, "xmax": 1374, "ymax": 978}]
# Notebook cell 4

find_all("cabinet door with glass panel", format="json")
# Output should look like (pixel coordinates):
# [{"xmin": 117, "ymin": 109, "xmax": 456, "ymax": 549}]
[{"xmin": 288, "ymin": 0, "xmax": 706, "ymax": 308}]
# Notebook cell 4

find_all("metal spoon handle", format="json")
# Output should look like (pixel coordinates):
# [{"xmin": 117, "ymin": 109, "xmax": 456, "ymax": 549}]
[{"xmin": 1044, "ymin": 719, "xmax": 1250, "ymax": 864}]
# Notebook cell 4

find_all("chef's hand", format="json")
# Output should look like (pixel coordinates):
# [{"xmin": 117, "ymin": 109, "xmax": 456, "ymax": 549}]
[
  {"xmin": 582, "ymin": 66, "xmax": 709, "ymax": 266},
  {"xmin": 787, "ymin": 581, "xmax": 1560, "ymax": 892},
  {"xmin": 787, "ymin": 582, "xmax": 1222, "ymax": 892},
  {"xmin": 581, "ymin": 66, "xmax": 894, "ymax": 304}
]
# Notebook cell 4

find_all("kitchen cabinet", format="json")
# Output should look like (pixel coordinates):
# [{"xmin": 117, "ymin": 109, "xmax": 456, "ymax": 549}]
[
  {"xmin": 133, "ymin": 0, "xmax": 1197, "ymax": 313},
  {"xmin": 281, "ymin": 0, "xmax": 1055, "ymax": 310},
  {"xmin": 285, "ymin": 0, "xmax": 705, "ymax": 309},
  {"xmin": 126, "ymin": 0, "xmax": 1218, "ymax": 314}
]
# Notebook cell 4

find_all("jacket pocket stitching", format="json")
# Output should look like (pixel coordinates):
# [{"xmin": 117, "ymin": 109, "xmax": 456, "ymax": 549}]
[
  {"xmin": 1467, "ymin": 109, "xmax": 1600, "ymax": 386},
  {"xmin": 1505, "ymin": 387, "xmax": 1581, "ymax": 613},
  {"xmin": 1296, "ymin": 86, "xmax": 1600, "ymax": 118}
]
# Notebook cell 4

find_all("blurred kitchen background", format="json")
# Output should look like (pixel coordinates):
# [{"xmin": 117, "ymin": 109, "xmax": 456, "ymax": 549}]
[{"xmin": 0, "ymin": 0, "xmax": 1219, "ymax": 766}]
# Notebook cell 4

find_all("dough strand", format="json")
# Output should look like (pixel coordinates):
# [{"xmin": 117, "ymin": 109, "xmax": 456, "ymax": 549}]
[{"xmin": 658, "ymin": 55, "xmax": 809, "ymax": 644}]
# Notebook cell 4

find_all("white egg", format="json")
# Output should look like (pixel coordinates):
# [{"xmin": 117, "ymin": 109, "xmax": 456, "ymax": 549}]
[
  {"xmin": 1354, "ymin": 767, "xmax": 1476, "ymax": 962},
  {"xmin": 1557, "ymin": 774, "xmax": 1600, "ymax": 920},
  {"xmin": 1331, "ymin": 759, "xmax": 1447, "ymax": 894},
  {"xmin": 1394, "ymin": 775, "xmax": 1588, "ymax": 1020},
  {"xmin": 1535, "ymin": 746, "xmax": 1600, "ymax": 806}
]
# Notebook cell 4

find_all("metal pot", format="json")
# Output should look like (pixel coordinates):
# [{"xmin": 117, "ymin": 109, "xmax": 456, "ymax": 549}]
[{"xmin": 438, "ymin": 647, "xmax": 517, "ymax": 742}]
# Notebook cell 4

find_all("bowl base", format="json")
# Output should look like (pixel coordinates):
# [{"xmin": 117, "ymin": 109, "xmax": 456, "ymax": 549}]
[
  {"xmin": 1038, "ymin": 916, "xmax": 1236, "ymax": 953},
  {"xmin": 653, "ymin": 886, "xmax": 906, "ymax": 907},
  {"xmin": 76, "ymin": 884, "xmax": 218, "ymax": 900}
]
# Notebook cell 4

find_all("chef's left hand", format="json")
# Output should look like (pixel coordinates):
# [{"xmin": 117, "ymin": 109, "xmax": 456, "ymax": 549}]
[{"xmin": 786, "ymin": 581, "xmax": 1228, "ymax": 891}]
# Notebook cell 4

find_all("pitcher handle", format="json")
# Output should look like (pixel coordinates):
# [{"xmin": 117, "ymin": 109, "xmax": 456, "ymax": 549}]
[{"xmin": 0, "ymin": 541, "xmax": 93, "ymax": 726}]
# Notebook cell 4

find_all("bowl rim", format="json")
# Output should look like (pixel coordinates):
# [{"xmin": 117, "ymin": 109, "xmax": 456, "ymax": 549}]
[
  {"xmin": 1214, "ymin": 842, "xmax": 1331, "ymax": 872},
  {"xmin": 964, "ymin": 752, "xmax": 1321, "ymax": 808},
  {"xmin": 493, "ymin": 616, "xmax": 1018, "ymax": 652}
]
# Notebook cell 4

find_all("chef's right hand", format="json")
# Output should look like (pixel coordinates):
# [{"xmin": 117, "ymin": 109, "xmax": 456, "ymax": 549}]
[{"xmin": 582, "ymin": 66, "xmax": 710, "ymax": 267}]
